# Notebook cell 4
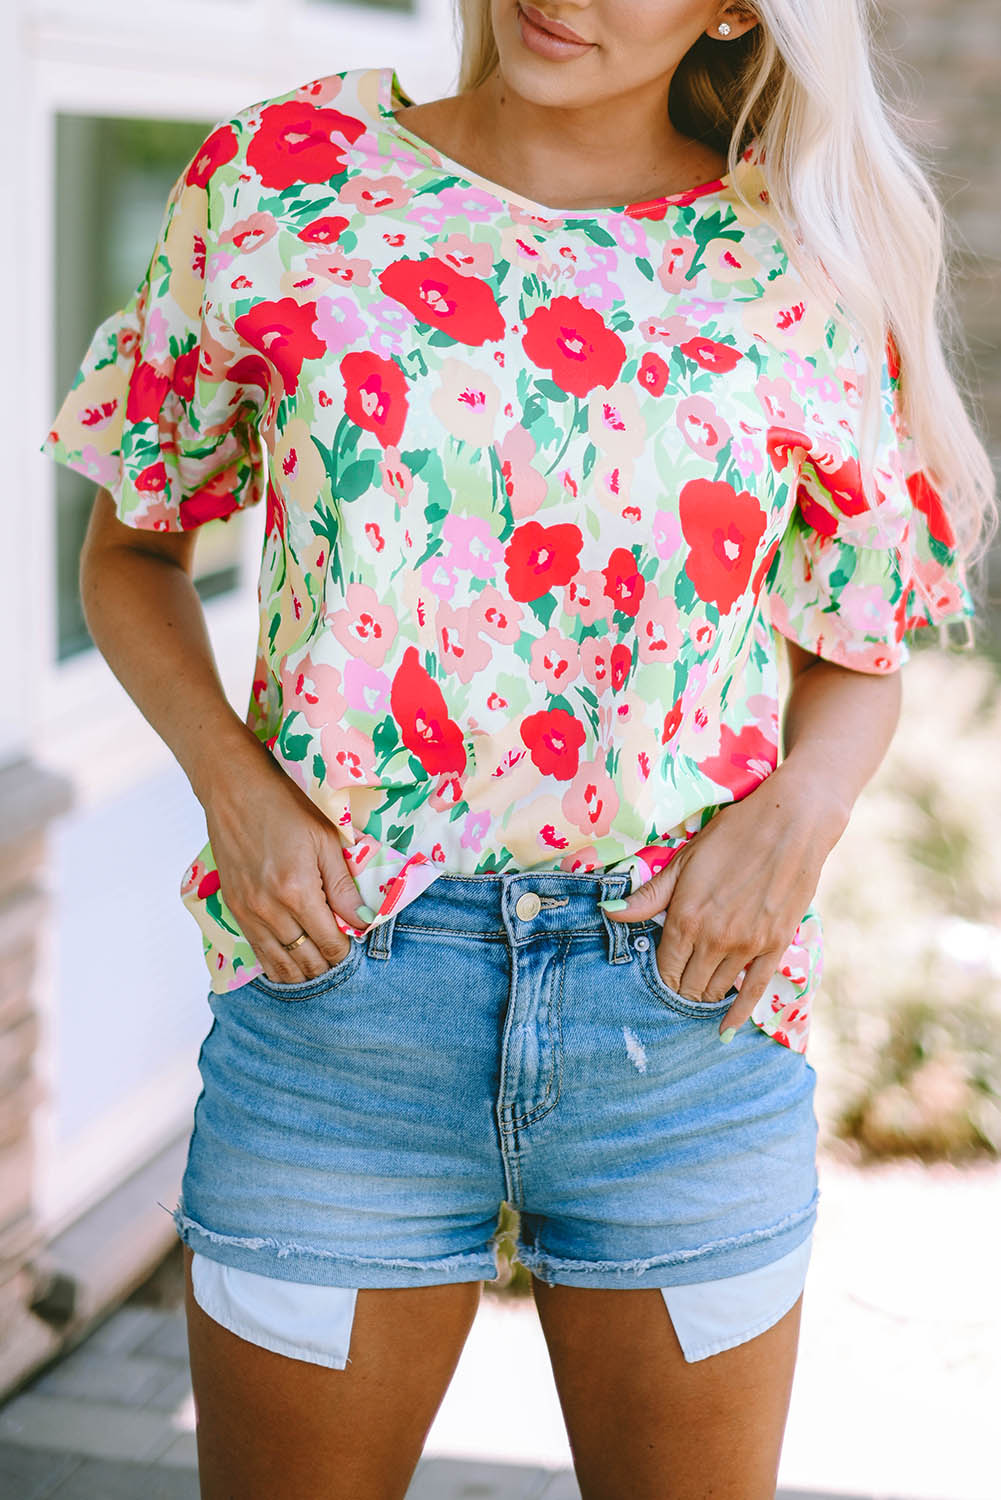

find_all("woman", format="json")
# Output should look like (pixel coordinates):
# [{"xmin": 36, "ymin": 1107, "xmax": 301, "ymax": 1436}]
[{"xmin": 39, "ymin": 0, "xmax": 996, "ymax": 1495}]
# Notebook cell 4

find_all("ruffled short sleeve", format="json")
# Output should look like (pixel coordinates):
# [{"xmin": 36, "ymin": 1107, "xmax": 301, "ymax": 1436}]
[
  {"xmin": 764, "ymin": 336, "xmax": 977, "ymax": 673},
  {"xmin": 39, "ymin": 125, "xmax": 266, "ymax": 531}
]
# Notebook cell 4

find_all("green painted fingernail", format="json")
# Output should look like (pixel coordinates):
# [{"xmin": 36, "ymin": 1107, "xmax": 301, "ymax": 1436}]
[
  {"xmin": 598, "ymin": 898, "xmax": 630, "ymax": 911},
  {"xmin": 355, "ymin": 904, "xmax": 377, "ymax": 922},
  {"xmin": 720, "ymin": 1027, "xmax": 737, "ymax": 1044}
]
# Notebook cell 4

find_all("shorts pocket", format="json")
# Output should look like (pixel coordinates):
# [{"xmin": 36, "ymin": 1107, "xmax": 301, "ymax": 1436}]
[
  {"xmin": 631, "ymin": 930, "xmax": 738, "ymax": 1018},
  {"xmin": 247, "ymin": 936, "xmax": 363, "ymax": 1001}
]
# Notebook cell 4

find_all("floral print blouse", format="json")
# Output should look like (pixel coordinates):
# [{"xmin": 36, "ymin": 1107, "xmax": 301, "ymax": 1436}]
[{"xmin": 40, "ymin": 64, "xmax": 976, "ymax": 1053}]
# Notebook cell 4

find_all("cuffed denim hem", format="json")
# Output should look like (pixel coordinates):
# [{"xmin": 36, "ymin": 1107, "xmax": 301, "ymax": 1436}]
[
  {"xmin": 169, "ymin": 1202, "xmax": 502, "ymax": 1288},
  {"xmin": 514, "ymin": 1192, "xmax": 818, "ymax": 1290}
]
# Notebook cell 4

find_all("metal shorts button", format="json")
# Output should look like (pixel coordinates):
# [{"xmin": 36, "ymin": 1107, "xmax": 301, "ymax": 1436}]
[
  {"xmin": 633, "ymin": 935, "xmax": 650, "ymax": 951},
  {"xmin": 515, "ymin": 891, "xmax": 542, "ymax": 921}
]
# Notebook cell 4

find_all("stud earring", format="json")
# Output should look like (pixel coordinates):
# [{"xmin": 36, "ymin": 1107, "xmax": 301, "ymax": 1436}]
[{"xmin": 717, "ymin": 21, "xmax": 732, "ymax": 35}]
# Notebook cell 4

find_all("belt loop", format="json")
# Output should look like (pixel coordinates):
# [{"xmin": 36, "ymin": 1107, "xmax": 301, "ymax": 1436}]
[
  {"xmin": 598, "ymin": 875, "xmax": 633, "ymax": 965},
  {"xmin": 366, "ymin": 912, "xmax": 396, "ymax": 961}
]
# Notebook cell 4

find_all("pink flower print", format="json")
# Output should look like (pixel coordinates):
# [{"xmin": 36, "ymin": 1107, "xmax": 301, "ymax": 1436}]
[
  {"xmin": 651, "ymin": 507, "xmax": 683, "ymax": 563},
  {"xmin": 836, "ymin": 581, "xmax": 897, "ymax": 640},
  {"xmin": 339, "ymin": 173, "xmax": 413, "ymax": 214},
  {"xmin": 431, "ymin": 358, "xmax": 500, "ymax": 448},
  {"xmin": 636, "ymin": 587, "xmax": 683, "ymax": 664},
  {"xmin": 701, "ymin": 237, "xmax": 762, "ymax": 283},
  {"xmin": 781, "ymin": 351, "xmax": 816, "ymax": 396},
  {"xmin": 367, "ymin": 297, "xmax": 418, "ymax": 358},
  {"xmin": 586, "ymin": 383, "xmax": 646, "ymax": 459},
  {"xmin": 471, "ymin": 585, "xmax": 524, "ymax": 643},
  {"xmin": 435, "ymin": 601, "xmax": 492, "ymax": 684},
  {"xmin": 494, "ymin": 426, "xmax": 547, "ymax": 519},
  {"xmin": 676, "ymin": 395, "xmax": 732, "ymax": 459},
  {"xmin": 429, "ymin": 773, "xmax": 465, "ymax": 811},
  {"xmin": 657, "ymin": 238, "xmax": 697, "ymax": 293},
  {"xmin": 341, "ymin": 658, "xmax": 391, "ymax": 716},
  {"xmin": 731, "ymin": 430, "xmax": 766, "ymax": 478},
  {"xmin": 313, "ymin": 294, "xmax": 368, "ymax": 355},
  {"xmin": 595, "ymin": 457, "xmax": 634, "ymax": 510},
  {"xmin": 305, "ymin": 245, "xmax": 373, "ymax": 289},
  {"xmin": 436, "ymin": 232, "xmax": 495, "ymax": 278},
  {"xmin": 328, "ymin": 582, "xmax": 398, "ymax": 668},
  {"xmin": 320, "ymin": 724, "xmax": 378, "ymax": 787},
  {"xmin": 379, "ymin": 446, "xmax": 413, "ymax": 506},
  {"xmin": 756, "ymin": 375, "xmax": 805, "ymax": 428},
  {"xmin": 608, "ymin": 213, "xmax": 649, "ymax": 258},
  {"xmin": 220, "ymin": 211, "xmax": 279, "ymax": 255},
  {"xmin": 563, "ymin": 758, "xmax": 619, "ymax": 839},
  {"xmin": 677, "ymin": 297, "xmax": 726, "ymax": 322},
  {"xmin": 281, "ymin": 653, "xmax": 347, "ymax": 729},
  {"xmin": 419, "ymin": 553, "xmax": 459, "ymax": 602},
  {"xmin": 580, "ymin": 636, "xmax": 612, "ymax": 695},
  {"xmin": 442, "ymin": 514, "xmax": 504, "ymax": 579},
  {"xmin": 638, "ymin": 313, "xmax": 699, "ymax": 346},
  {"xmin": 530, "ymin": 628, "xmax": 581, "ymax": 692},
  {"xmin": 460, "ymin": 809, "xmax": 492, "ymax": 853},
  {"xmin": 500, "ymin": 221, "xmax": 548, "ymax": 275},
  {"xmin": 688, "ymin": 616, "xmax": 718, "ymax": 655},
  {"xmin": 563, "ymin": 570, "xmax": 613, "ymax": 626},
  {"xmin": 560, "ymin": 845, "xmax": 600, "ymax": 872}
]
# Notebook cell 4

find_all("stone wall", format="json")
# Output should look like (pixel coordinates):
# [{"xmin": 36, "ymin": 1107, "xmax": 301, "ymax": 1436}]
[{"xmin": 874, "ymin": 1, "xmax": 1001, "ymax": 636}]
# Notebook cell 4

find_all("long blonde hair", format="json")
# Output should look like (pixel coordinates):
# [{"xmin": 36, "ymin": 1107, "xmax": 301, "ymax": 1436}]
[{"xmin": 452, "ymin": 0, "xmax": 998, "ymax": 586}]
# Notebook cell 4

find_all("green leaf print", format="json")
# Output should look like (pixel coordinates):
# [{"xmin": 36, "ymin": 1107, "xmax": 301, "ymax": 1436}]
[
  {"xmin": 635, "ymin": 257, "xmax": 654, "ymax": 282},
  {"xmin": 528, "ymin": 593, "xmax": 558, "ymax": 630},
  {"xmin": 535, "ymin": 379, "xmax": 570, "ymax": 403},
  {"xmin": 277, "ymin": 718, "xmax": 312, "ymax": 763},
  {"xmin": 372, "ymin": 714, "xmax": 399, "ymax": 765},
  {"xmin": 582, "ymin": 223, "xmax": 617, "ymax": 248},
  {"xmin": 313, "ymin": 754, "xmax": 326, "ymax": 785},
  {"xmin": 338, "ymin": 457, "xmax": 376, "ymax": 502}
]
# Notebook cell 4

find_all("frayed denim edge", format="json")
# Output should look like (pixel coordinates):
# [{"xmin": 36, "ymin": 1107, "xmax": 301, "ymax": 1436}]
[
  {"xmin": 514, "ymin": 1188, "xmax": 820, "ymax": 1281},
  {"xmin": 164, "ymin": 1201, "xmax": 499, "ymax": 1275}
]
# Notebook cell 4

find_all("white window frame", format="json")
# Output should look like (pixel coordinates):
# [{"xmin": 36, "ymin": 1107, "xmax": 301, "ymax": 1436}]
[{"xmin": 21, "ymin": 0, "xmax": 458, "ymax": 1234}]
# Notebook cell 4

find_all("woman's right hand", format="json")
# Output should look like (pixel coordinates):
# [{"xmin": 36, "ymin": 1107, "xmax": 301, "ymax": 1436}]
[{"xmin": 202, "ymin": 750, "xmax": 371, "ymax": 984}]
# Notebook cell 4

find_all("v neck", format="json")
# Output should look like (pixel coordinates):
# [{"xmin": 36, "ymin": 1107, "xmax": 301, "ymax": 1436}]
[{"xmin": 374, "ymin": 65, "xmax": 736, "ymax": 222}]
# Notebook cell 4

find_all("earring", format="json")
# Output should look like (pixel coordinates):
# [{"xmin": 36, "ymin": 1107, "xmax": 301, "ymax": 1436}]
[{"xmin": 717, "ymin": 21, "xmax": 732, "ymax": 35}]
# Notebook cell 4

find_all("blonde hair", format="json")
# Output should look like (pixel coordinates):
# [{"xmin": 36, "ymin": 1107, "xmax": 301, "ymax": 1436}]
[{"xmin": 452, "ymin": 0, "xmax": 998, "ymax": 588}]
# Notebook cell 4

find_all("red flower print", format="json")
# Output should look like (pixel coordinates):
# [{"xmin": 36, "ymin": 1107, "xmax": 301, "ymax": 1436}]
[
  {"xmin": 235, "ymin": 299, "xmax": 327, "ymax": 397},
  {"xmin": 135, "ymin": 460, "xmax": 168, "ymax": 496},
  {"xmin": 390, "ymin": 646, "xmax": 467, "ymax": 776},
  {"xmin": 679, "ymin": 336, "xmax": 744, "ymax": 373},
  {"xmin": 340, "ymin": 351, "xmax": 410, "ymax": 448},
  {"xmin": 520, "ymin": 708, "xmax": 587, "ymax": 781},
  {"xmin": 298, "ymin": 216, "xmax": 350, "ymax": 245},
  {"xmin": 637, "ymin": 352, "xmax": 670, "ymax": 396},
  {"xmin": 521, "ymin": 296, "xmax": 627, "ymax": 397},
  {"xmin": 610, "ymin": 643, "xmax": 632, "ymax": 692},
  {"xmin": 766, "ymin": 427, "xmax": 810, "ymax": 473},
  {"xmin": 171, "ymin": 347, "xmax": 199, "ymax": 403},
  {"xmin": 751, "ymin": 535, "xmax": 781, "ymax": 598},
  {"xmin": 602, "ymin": 546, "xmax": 646, "ymax": 617},
  {"xmin": 179, "ymin": 469, "xmax": 248, "ymax": 528},
  {"xmin": 378, "ymin": 258, "xmax": 505, "ymax": 345},
  {"xmin": 679, "ymin": 479, "xmax": 768, "ymax": 614},
  {"xmin": 907, "ymin": 470, "xmax": 956, "ymax": 550},
  {"xmin": 246, "ymin": 101, "xmax": 366, "ymax": 190},
  {"xmin": 125, "ymin": 362, "xmax": 171, "ymax": 423},
  {"xmin": 661, "ymin": 694, "xmax": 683, "ymax": 745},
  {"xmin": 185, "ymin": 125, "xmax": 239, "ymax": 189},
  {"xmin": 504, "ymin": 521, "xmax": 583, "ymax": 602},
  {"xmin": 197, "ymin": 869, "xmax": 221, "ymax": 899},
  {"xmin": 697, "ymin": 725, "xmax": 777, "ymax": 797}
]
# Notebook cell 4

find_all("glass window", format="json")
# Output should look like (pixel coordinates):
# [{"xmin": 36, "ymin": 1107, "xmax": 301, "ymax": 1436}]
[{"xmin": 51, "ymin": 114, "xmax": 249, "ymax": 663}]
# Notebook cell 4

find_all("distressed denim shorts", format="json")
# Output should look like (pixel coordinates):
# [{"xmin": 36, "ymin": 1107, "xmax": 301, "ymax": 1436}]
[{"xmin": 173, "ymin": 870, "xmax": 819, "ymax": 1356}]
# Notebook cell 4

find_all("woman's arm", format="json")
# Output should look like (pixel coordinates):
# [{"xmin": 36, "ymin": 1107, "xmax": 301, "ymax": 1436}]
[
  {"xmin": 80, "ymin": 489, "xmax": 368, "ymax": 981},
  {"xmin": 603, "ymin": 638, "xmax": 903, "ymax": 1035}
]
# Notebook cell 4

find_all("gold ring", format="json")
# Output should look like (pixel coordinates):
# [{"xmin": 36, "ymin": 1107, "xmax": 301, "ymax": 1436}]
[{"xmin": 282, "ymin": 931, "xmax": 308, "ymax": 951}]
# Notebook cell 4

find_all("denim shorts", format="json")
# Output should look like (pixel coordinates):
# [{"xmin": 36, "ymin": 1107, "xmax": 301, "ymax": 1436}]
[{"xmin": 172, "ymin": 870, "xmax": 819, "ymax": 1307}]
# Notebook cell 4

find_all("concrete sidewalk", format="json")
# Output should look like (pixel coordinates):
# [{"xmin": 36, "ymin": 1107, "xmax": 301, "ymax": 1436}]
[{"xmin": 1, "ymin": 1152, "xmax": 997, "ymax": 1500}]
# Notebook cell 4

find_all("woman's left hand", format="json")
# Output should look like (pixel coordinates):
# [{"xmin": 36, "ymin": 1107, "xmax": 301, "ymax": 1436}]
[{"xmin": 603, "ymin": 764, "xmax": 848, "ymax": 1037}]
